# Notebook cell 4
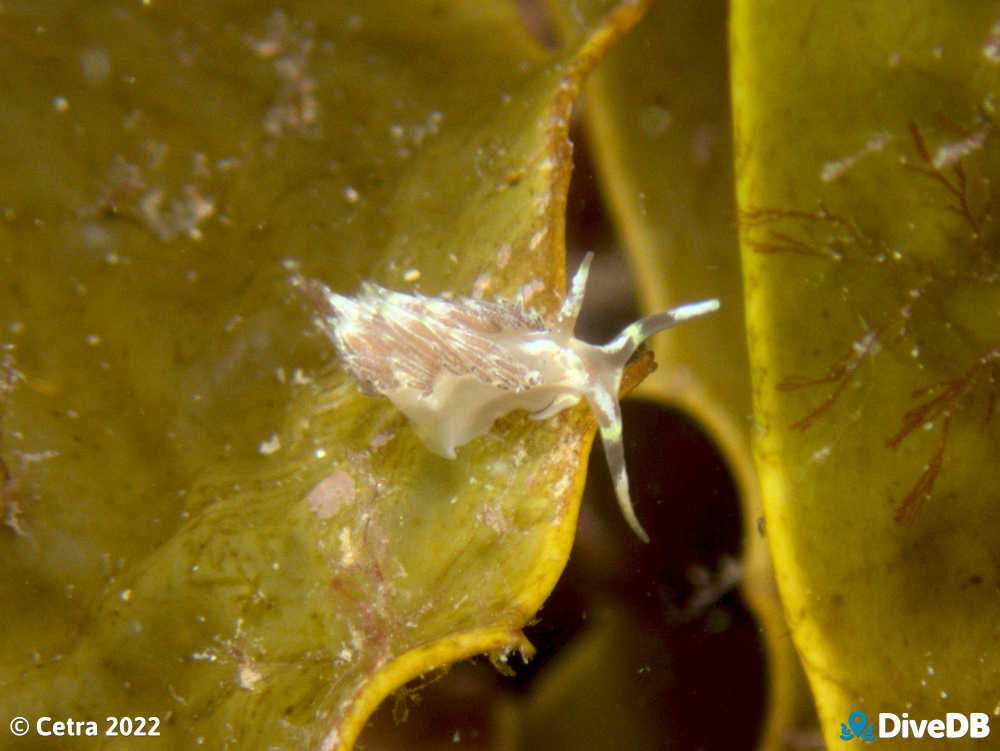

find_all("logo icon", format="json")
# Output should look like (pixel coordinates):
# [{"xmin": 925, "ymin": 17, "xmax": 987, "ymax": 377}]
[{"xmin": 841, "ymin": 711, "xmax": 875, "ymax": 741}]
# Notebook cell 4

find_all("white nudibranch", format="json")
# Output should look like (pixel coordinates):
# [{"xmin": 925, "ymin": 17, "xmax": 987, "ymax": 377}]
[{"xmin": 296, "ymin": 253, "xmax": 719, "ymax": 542}]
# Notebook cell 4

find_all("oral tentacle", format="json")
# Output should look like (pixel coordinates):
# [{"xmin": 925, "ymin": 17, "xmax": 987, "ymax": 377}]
[
  {"xmin": 601, "ymin": 298, "xmax": 720, "ymax": 367},
  {"xmin": 586, "ymin": 385, "xmax": 650, "ymax": 543}
]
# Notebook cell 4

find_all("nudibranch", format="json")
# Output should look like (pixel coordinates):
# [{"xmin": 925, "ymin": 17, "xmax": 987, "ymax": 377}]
[{"xmin": 297, "ymin": 253, "xmax": 718, "ymax": 542}]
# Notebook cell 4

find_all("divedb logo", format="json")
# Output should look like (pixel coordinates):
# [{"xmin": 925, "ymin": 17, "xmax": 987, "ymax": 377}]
[
  {"xmin": 840, "ymin": 710, "xmax": 991, "ymax": 741},
  {"xmin": 841, "ymin": 712, "xmax": 875, "ymax": 741}
]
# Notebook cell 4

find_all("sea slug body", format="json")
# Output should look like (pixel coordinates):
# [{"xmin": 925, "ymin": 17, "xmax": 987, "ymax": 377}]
[{"xmin": 297, "ymin": 253, "xmax": 719, "ymax": 542}]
